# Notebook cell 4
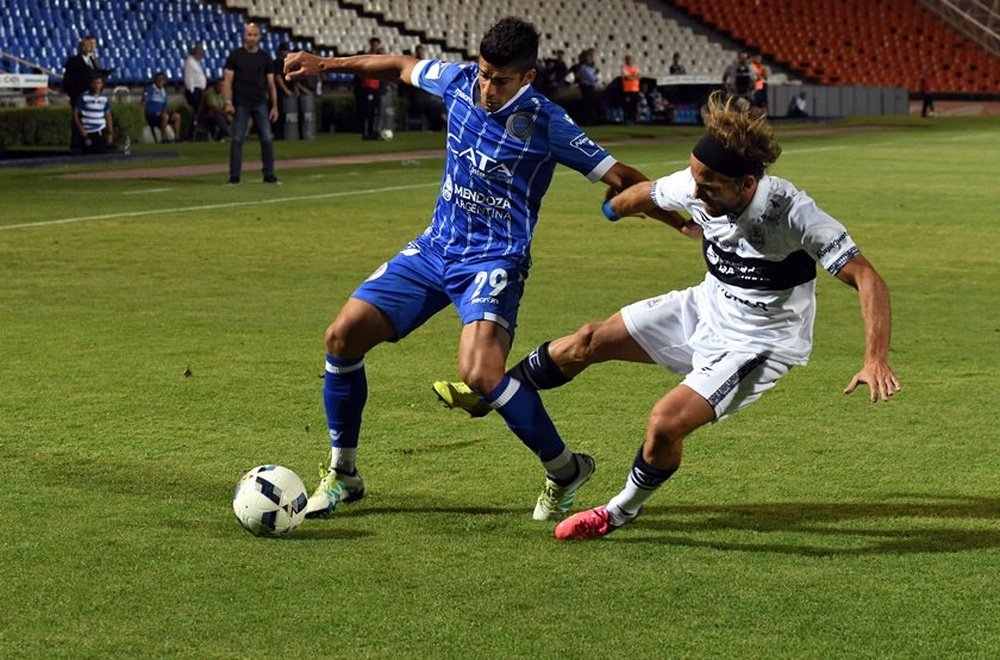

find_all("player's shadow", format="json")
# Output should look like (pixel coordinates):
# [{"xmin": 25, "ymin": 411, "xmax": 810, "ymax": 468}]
[{"xmin": 614, "ymin": 494, "xmax": 1000, "ymax": 556}]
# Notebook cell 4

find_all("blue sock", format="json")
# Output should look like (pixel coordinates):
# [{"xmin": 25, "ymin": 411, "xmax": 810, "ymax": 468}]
[
  {"xmin": 323, "ymin": 354, "xmax": 367, "ymax": 457},
  {"xmin": 484, "ymin": 374, "xmax": 566, "ymax": 461}
]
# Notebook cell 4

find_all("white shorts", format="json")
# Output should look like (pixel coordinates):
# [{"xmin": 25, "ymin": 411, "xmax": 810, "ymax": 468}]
[{"xmin": 621, "ymin": 286, "xmax": 792, "ymax": 420}]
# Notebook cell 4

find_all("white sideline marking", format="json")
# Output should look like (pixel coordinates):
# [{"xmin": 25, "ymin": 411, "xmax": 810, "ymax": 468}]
[
  {"xmin": 0, "ymin": 144, "xmax": 900, "ymax": 233},
  {"xmin": 123, "ymin": 188, "xmax": 173, "ymax": 195},
  {"xmin": 0, "ymin": 182, "xmax": 438, "ymax": 232}
]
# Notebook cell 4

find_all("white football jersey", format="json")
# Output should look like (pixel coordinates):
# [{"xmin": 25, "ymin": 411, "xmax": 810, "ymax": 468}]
[{"xmin": 651, "ymin": 168, "xmax": 860, "ymax": 365}]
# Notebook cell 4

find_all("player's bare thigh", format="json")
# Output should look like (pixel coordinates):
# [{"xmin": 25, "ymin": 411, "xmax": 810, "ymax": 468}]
[
  {"xmin": 549, "ymin": 311, "xmax": 654, "ymax": 378},
  {"xmin": 458, "ymin": 319, "xmax": 512, "ymax": 394},
  {"xmin": 325, "ymin": 297, "xmax": 395, "ymax": 358}
]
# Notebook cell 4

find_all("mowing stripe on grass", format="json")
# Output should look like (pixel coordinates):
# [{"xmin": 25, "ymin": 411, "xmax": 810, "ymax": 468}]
[
  {"xmin": 1, "ymin": 146, "xmax": 850, "ymax": 233},
  {"xmin": 0, "ymin": 182, "xmax": 439, "ymax": 232}
]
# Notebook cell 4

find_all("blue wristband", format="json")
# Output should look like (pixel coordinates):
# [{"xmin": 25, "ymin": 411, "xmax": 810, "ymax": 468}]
[{"xmin": 602, "ymin": 199, "xmax": 620, "ymax": 222}]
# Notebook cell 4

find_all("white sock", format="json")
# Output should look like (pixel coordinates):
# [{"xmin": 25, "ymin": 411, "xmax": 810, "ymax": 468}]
[
  {"xmin": 543, "ymin": 448, "xmax": 576, "ymax": 483},
  {"xmin": 330, "ymin": 446, "xmax": 356, "ymax": 474}
]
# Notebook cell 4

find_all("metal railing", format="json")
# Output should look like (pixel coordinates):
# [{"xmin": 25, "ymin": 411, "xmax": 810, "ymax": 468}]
[{"xmin": 916, "ymin": 0, "xmax": 1000, "ymax": 57}]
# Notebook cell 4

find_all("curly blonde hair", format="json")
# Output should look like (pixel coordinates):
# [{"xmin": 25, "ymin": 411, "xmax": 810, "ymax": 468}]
[{"xmin": 703, "ymin": 91, "xmax": 782, "ymax": 177}]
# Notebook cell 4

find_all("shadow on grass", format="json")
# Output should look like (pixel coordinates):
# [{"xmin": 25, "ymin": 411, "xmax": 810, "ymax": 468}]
[{"xmin": 613, "ymin": 494, "xmax": 1000, "ymax": 556}]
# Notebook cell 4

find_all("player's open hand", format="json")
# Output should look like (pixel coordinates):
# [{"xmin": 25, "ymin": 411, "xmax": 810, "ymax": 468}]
[
  {"xmin": 844, "ymin": 361, "xmax": 901, "ymax": 402},
  {"xmin": 284, "ymin": 51, "xmax": 326, "ymax": 79}
]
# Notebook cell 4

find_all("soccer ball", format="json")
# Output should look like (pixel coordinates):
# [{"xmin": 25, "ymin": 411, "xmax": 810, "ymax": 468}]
[
  {"xmin": 380, "ymin": 128, "xmax": 394, "ymax": 140},
  {"xmin": 232, "ymin": 465, "xmax": 308, "ymax": 537}
]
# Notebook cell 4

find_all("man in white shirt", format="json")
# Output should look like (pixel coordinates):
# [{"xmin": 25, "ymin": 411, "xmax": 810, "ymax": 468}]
[
  {"xmin": 183, "ymin": 44, "xmax": 208, "ymax": 120},
  {"xmin": 436, "ymin": 92, "xmax": 901, "ymax": 540}
]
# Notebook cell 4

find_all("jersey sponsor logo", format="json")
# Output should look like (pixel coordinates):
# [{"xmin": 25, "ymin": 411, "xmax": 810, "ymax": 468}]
[
  {"xmin": 454, "ymin": 88, "xmax": 474, "ymax": 105},
  {"xmin": 505, "ymin": 112, "xmax": 534, "ymax": 141},
  {"xmin": 447, "ymin": 133, "xmax": 514, "ymax": 180},
  {"xmin": 570, "ymin": 133, "xmax": 600, "ymax": 157},
  {"xmin": 448, "ymin": 182, "xmax": 514, "ymax": 221},
  {"xmin": 704, "ymin": 240, "xmax": 816, "ymax": 291},
  {"xmin": 450, "ymin": 184, "xmax": 512, "ymax": 209},
  {"xmin": 817, "ymin": 230, "xmax": 850, "ymax": 259},
  {"xmin": 721, "ymin": 286, "xmax": 769, "ymax": 311}
]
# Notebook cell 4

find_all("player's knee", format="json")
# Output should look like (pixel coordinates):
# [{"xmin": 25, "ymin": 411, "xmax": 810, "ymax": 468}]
[
  {"xmin": 460, "ymin": 364, "xmax": 504, "ymax": 397},
  {"xmin": 324, "ymin": 319, "xmax": 360, "ymax": 357},
  {"xmin": 647, "ymin": 409, "xmax": 685, "ymax": 447}
]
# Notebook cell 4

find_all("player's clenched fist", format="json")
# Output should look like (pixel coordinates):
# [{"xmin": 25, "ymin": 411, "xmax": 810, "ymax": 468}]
[{"xmin": 284, "ymin": 51, "xmax": 327, "ymax": 79}]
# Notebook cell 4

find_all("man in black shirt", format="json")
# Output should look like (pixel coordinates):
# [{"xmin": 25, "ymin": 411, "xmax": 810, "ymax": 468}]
[
  {"xmin": 62, "ymin": 36, "xmax": 98, "ymax": 153},
  {"xmin": 222, "ymin": 23, "xmax": 279, "ymax": 184}
]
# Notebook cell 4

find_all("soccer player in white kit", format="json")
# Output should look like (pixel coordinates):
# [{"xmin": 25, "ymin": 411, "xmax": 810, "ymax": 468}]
[{"xmin": 437, "ymin": 92, "xmax": 901, "ymax": 540}]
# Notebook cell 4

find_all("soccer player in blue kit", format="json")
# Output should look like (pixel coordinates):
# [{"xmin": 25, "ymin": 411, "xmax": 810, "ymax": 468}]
[{"xmin": 284, "ymin": 18, "xmax": 681, "ymax": 519}]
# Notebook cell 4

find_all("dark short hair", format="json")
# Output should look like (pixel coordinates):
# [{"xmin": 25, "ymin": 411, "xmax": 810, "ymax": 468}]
[{"xmin": 479, "ymin": 16, "xmax": 539, "ymax": 72}]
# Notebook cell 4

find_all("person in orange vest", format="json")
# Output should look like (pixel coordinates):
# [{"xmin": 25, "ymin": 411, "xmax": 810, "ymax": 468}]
[
  {"xmin": 621, "ymin": 55, "xmax": 641, "ymax": 123},
  {"xmin": 751, "ymin": 54, "xmax": 769, "ymax": 113}
]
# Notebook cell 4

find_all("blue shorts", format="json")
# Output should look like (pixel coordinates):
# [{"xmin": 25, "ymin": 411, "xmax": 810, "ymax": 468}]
[{"xmin": 352, "ymin": 241, "xmax": 529, "ymax": 342}]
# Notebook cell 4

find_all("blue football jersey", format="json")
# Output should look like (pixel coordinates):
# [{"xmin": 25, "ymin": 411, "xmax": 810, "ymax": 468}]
[{"xmin": 411, "ymin": 60, "xmax": 617, "ymax": 261}]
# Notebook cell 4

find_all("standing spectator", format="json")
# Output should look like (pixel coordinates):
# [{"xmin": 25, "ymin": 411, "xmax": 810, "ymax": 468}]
[
  {"xmin": 72, "ymin": 72, "xmax": 113, "ymax": 154},
  {"xmin": 273, "ymin": 42, "xmax": 297, "ymax": 139},
  {"xmin": 620, "ymin": 55, "xmax": 641, "ymax": 123},
  {"xmin": 62, "ymin": 37, "xmax": 99, "ymax": 152},
  {"xmin": 183, "ymin": 44, "xmax": 208, "ymax": 130},
  {"xmin": 406, "ymin": 44, "xmax": 446, "ymax": 130},
  {"xmin": 358, "ymin": 37, "xmax": 383, "ymax": 140},
  {"xmin": 197, "ymin": 78, "xmax": 232, "ymax": 141},
  {"xmin": 669, "ymin": 52, "xmax": 687, "ymax": 75},
  {"xmin": 576, "ymin": 49, "xmax": 599, "ymax": 125},
  {"xmin": 722, "ymin": 51, "xmax": 754, "ymax": 103},
  {"xmin": 142, "ymin": 72, "xmax": 183, "ymax": 142},
  {"xmin": 750, "ymin": 54, "xmax": 769, "ymax": 112},
  {"xmin": 551, "ymin": 50, "xmax": 569, "ymax": 88},
  {"xmin": 222, "ymin": 22, "xmax": 279, "ymax": 185},
  {"xmin": 919, "ymin": 75, "xmax": 935, "ymax": 117}
]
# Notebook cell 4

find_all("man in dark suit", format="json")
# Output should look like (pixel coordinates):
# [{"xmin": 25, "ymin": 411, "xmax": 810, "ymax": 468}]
[{"xmin": 62, "ymin": 36, "xmax": 98, "ymax": 152}]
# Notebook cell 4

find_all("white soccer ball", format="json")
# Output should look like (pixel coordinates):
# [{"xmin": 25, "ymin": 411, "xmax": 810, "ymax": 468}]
[
  {"xmin": 232, "ymin": 465, "xmax": 308, "ymax": 537},
  {"xmin": 380, "ymin": 128, "xmax": 394, "ymax": 140}
]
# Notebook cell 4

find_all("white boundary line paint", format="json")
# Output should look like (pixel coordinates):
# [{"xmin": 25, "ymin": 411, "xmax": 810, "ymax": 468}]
[
  {"xmin": 3, "ymin": 142, "xmax": 934, "ymax": 233},
  {"xmin": 123, "ymin": 188, "xmax": 173, "ymax": 195},
  {"xmin": 0, "ymin": 182, "xmax": 437, "ymax": 232}
]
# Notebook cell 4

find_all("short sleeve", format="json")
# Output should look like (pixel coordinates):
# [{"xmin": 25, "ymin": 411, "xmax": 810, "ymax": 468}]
[
  {"xmin": 224, "ymin": 50, "xmax": 237, "ymax": 72},
  {"xmin": 548, "ymin": 112, "xmax": 615, "ymax": 182},
  {"xmin": 650, "ymin": 168, "xmax": 695, "ymax": 212},
  {"xmin": 410, "ymin": 59, "xmax": 467, "ymax": 98},
  {"xmin": 791, "ymin": 193, "xmax": 861, "ymax": 275}
]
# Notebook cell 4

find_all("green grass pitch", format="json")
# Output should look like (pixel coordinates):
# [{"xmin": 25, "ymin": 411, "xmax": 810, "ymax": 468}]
[{"xmin": 1, "ymin": 117, "xmax": 998, "ymax": 657}]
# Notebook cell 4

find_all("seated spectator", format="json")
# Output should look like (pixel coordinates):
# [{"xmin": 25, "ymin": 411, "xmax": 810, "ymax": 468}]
[
  {"xmin": 197, "ymin": 79, "xmax": 232, "ymax": 141},
  {"xmin": 669, "ymin": 52, "xmax": 687, "ymax": 75},
  {"xmin": 787, "ymin": 91, "xmax": 809, "ymax": 118},
  {"xmin": 73, "ymin": 72, "xmax": 113, "ymax": 154},
  {"xmin": 142, "ymin": 72, "xmax": 183, "ymax": 142}
]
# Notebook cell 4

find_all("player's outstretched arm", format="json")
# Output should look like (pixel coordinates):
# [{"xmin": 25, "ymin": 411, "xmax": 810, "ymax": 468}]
[
  {"xmin": 835, "ymin": 254, "xmax": 902, "ymax": 402},
  {"xmin": 602, "ymin": 178, "xmax": 701, "ymax": 239},
  {"xmin": 285, "ymin": 51, "xmax": 420, "ymax": 87}
]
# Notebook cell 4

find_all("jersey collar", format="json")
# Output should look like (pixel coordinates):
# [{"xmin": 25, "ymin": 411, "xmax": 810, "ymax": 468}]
[
  {"xmin": 471, "ymin": 73, "xmax": 533, "ymax": 116},
  {"xmin": 734, "ymin": 174, "xmax": 771, "ymax": 222}
]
